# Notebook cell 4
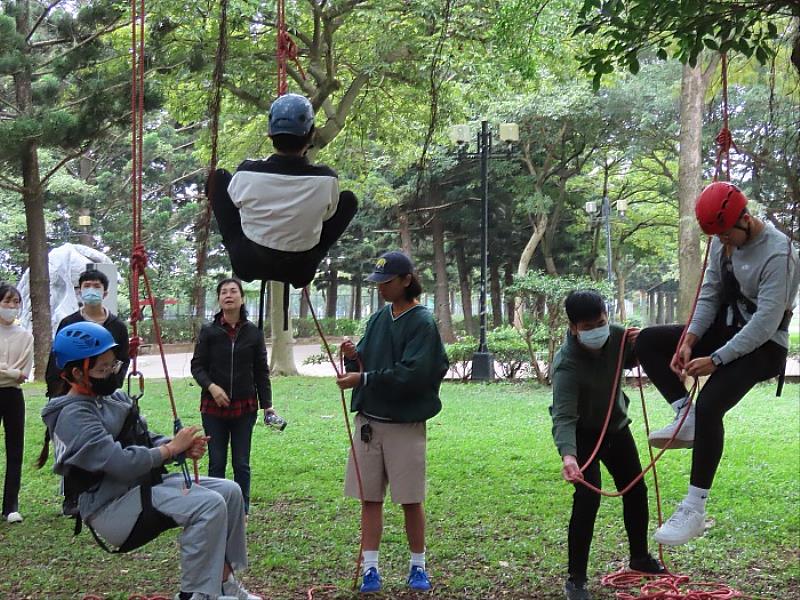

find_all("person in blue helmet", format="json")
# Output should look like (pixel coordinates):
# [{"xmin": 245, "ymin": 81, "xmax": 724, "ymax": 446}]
[
  {"xmin": 209, "ymin": 93, "xmax": 358, "ymax": 287},
  {"xmin": 38, "ymin": 322, "xmax": 262, "ymax": 600}
]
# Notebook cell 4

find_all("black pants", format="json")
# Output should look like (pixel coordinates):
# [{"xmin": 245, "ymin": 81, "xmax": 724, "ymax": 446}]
[
  {"xmin": 211, "ymin": 169, "xmax": 358, "ymax": 287},
  {"xmin": 569, "ymin": 426, "xmax": 649, "ymax": 583},
  {"xmin": 202, "ymin": 411, "xmax": 257, "ymax": 514},
  {"xmin": 0, "ymin": 387, "xmax": 25, "ymax": 517},
  {"xmin": 635, "ymin": 322, "xmax": 786, "ymax": 489}
]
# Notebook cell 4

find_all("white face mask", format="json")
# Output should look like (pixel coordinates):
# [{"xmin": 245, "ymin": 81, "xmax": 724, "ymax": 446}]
[
  {"xmin": 0, "ymin": 307, "xmax": 19, "ymax": 323},
  {"xmin": 81, "ymin": 288, "xmax": 104, "ymax": 305},
  {"xmin": 577, "ymin": 324, "xmax": 610, "ymax": 350}
]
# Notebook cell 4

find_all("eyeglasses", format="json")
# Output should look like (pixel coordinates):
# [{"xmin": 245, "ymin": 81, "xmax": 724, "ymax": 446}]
[{"xmin": 91, "ymin": 360, "xmax": 123, "ymax": 377}]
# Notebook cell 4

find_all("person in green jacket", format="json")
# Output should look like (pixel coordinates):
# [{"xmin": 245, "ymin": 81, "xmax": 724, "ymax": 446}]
[
  {"xmin": 550, "ymin": 290, "xmax": 664, "ymax": 600},
  {"xmin": 337, "ymin": 251, "xmax": 449, "ymax": 594}
]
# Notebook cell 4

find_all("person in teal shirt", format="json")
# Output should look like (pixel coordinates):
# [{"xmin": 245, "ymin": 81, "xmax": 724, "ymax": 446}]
[
  {"xmin": 550, "ymin": 290, "xmax": 664, "ymax": 600},
  {"xmin": 337, "ymin": 251, "xmax": 448, "ymax": 594}
]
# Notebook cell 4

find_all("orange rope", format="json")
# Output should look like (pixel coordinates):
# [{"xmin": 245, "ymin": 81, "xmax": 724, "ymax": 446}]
[
  {"xmin": 302, "ymin": 288, "xmax": 366, "ymax": 592},
  {"xmin": 127, "ymin": 0, "xmax": 199, "ymax": 487}
]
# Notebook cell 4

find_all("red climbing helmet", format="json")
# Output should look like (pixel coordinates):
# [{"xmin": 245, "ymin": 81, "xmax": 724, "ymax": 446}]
[{"xmin": 694, "ymin": 182, "xmax": 748, "ymax": 235}]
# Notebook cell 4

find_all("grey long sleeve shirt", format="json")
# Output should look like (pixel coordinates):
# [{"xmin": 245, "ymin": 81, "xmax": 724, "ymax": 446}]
[{"xmin": 687, "ymin": 222, "xmax": 799, "ymax": 365}]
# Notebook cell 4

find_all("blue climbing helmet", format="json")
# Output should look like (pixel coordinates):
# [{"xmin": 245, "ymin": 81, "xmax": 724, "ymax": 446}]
[
  {"xmin": 268, "ymin": 93, "xmax": 315, "ymax": 137},
  {"xmin": 53, "ymin": 322, "xmax": 118, "ymax": 369}
]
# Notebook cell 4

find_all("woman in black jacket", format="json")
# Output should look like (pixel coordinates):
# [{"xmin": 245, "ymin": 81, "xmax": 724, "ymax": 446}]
[{"xmin": 191, "ymin": 278, "xmax": 273, "ymax": 514}]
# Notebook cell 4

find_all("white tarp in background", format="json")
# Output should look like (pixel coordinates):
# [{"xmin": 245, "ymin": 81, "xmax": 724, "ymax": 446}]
[{"xmin": 17, "ymin": 243, "xmax": 118, "ymax": 337}]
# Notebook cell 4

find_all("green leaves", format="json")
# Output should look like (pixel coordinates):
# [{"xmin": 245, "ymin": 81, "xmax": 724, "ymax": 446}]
[{"xmin": 573, "ymin": 1, "xmax": 792, "ymax": 85}]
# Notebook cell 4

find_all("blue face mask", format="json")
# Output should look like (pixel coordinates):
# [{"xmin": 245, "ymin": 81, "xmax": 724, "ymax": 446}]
[
  {"xmin": 81, "ymin": 288, "xmax": 103, "ymax": 306},
  {"xmin": 577, "ymin": 324, "xmax": 610, "ymax": 350}
]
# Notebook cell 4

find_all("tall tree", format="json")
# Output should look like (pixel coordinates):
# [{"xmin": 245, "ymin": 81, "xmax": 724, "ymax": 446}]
[{"xmin": 0, "ymin": 0, "xmax": 134, "ymax": 377}]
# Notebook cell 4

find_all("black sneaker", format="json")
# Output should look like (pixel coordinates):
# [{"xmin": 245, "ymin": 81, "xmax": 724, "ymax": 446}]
[
  {"xmin": 564, "ymin": 578, "xmax": 592, "ymax": 600},
  {"xmin": 629, "ymin": 554, "xmax": 666, "ymax": 574}
]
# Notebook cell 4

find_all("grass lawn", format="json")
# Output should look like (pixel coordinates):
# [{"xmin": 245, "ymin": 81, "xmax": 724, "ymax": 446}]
[{"xmin": 0, "ymin": 378, "xmax": 797, "ymax": 599}]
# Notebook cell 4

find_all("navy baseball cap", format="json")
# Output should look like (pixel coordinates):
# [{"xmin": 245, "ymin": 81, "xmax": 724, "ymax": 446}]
[{"xmin": 367, "ymin": 251, "xmax": 414, "ymax": 283}]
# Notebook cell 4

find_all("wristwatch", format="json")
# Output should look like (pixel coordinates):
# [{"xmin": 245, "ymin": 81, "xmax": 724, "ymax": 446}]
[{"xmin": 710, "ymin": 352, "xmax": 724, "ymax": 367}]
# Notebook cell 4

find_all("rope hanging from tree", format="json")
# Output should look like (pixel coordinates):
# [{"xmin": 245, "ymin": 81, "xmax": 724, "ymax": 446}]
[
  {"xmin": 127, "ymin": 0, "xmax": 196, "ymax": 490},
  {"xmin": 714, "ymin": 53, "xmax": 739, "ymax": 183},
  {"xmin": 194, "ymin": 0, "xmax": 230, "ymax": 319}
]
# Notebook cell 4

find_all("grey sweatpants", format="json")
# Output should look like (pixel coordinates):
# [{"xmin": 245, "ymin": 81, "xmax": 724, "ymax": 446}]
[{"xmin": 88, "ymin": 474, "xmax": 248, "ymax": 596}]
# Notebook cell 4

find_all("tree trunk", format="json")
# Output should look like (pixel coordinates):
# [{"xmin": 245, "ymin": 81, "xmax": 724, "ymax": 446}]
[
  {"xmin": 398, "ymin": 210, "xmax": 413, "ymax": 257},
  {"xmin": 648, "ymin": 292, "xmax": 656, "ymax": 325},
  {"xmin": 16, "ymin": 0, "xmax": 52, "ymax": 380},
  {"xmin": 504, "ymin": 264, "xmax": 515, "ymax": 326},
  {"xmin": 513, "ymin": 213, "xmax": 548, "ymax": 328},
  {"xmin": 269, "ymin": 281, "xmax": 298, "ymax": 375},
  {"xmin": 666, "ymin": 292, "xmax": 676, "ymax": 324},
  {"xmin": 453, "ymin": 243, "xmax": 474, "ymax": 336},
  {"xmin": 431, "ymin": 214, "xmax": 455, "ymax": 343},
  {"xmin": 677, "ymin": 60, "xmax": 717, "ymax": 321},
  {"xmin": 326, "ymin": 267, "xmax": 338, "ymax": 319},
  {"xmin": 616, "ymin": 272, "xmax": 626, "ymax": 322},
  {"xmin": 489, "ymin": 256, "xmax": 503, "ymax": 330},
  {"xmin": 656, "ymin": 291, "xmax": 665, "ymax": 325}
]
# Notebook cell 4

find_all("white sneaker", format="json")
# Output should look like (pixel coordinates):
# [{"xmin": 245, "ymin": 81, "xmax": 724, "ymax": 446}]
[
  {"xmin": 648, "ymin": 398, "xmax": 694, "ymax": 449},
  {"xmin": 6, "ymin": 512, "xmax": 23, "ymax": 523},
  {"xmin": 173, "ymin": 594, "xmax": 213, "ymax": 600},
  {"xmin": 222, "ymin": 575, "xmax": 263, "ymax": 600},
  {"xmin": 654, "ymin": 502, "xmax": 706, "ymax": 545}
]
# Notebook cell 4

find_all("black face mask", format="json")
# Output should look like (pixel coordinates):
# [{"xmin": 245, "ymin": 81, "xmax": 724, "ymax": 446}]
[{"xmin": 89, "ymin": 375, "xmax": 118, "ymax": 396}]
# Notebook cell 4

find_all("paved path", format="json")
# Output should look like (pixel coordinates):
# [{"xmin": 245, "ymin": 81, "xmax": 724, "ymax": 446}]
[{"xmin": 134, "ymin": 345, "xmax": 800, "ymax": 380}]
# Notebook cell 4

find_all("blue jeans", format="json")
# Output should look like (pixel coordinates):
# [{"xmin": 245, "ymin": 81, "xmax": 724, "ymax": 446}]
[{"xmin": 201, "ymin": 411, "xmax": 258, "ymax": 513}]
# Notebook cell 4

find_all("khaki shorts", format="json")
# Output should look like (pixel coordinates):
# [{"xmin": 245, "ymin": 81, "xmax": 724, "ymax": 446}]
[{"xmin": 344, "ymin": 413, "xmax": 427, "ymax": 504}]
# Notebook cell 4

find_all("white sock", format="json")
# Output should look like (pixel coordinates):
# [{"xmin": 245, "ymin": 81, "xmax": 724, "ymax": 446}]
[
  {"xmin": 363, "ymin": 550, "xmax": 379, "ymax": 574},
  {"xmin": 410, "ymin": 551, "xmax": 426, "ymax": 570},
  {"xmin": 684, "ymin": 485, "xmax": 709, "ymax": 512}
]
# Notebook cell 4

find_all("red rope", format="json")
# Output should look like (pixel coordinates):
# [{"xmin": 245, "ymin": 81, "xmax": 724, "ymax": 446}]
[
  {"xmin": 276, "ymin": 0, "xmax": 305, "ymax": 97},
  {"xmin": 302, "ymin": 288, "xmax": 366, "ymax": 592},
  {"xmin": 127, "ymin": 0, "xmax": 199, "ymax": 486},
  {"xmin": 713, "ymin": 53, "xmax": 739, "ymax": 183}
]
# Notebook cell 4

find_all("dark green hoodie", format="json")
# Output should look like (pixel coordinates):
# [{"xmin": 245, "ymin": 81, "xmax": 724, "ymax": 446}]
[
  {"xmin": 550, "ymin": 324, "xmax": 636, "ymax": 457},
  {"xmin": 345, "ymin": 304, "xmax": 448, "ymax": 423}
]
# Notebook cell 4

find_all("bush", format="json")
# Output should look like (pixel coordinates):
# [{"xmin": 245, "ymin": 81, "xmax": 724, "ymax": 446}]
[
  {"xmin": 137, "ymin": 317, "xmax": 196, "ymax": 344},
  {"xmin": 444, "ymin": 336, "xmax": 477, "ymax": 381},
  {"xmin": 487, "ymin": 326, "xmax": 529, "ymax": 379},
  {"xmin": 294, "ymin": 317, "xmax": 361, "ymax": 338}
]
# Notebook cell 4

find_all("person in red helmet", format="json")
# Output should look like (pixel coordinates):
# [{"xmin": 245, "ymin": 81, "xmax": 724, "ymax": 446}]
[{"xmin": 635, "ymin": 181, "xmax": 799, "ymax": 546}]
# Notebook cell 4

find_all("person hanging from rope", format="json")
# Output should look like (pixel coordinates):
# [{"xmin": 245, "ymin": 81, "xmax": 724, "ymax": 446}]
[
  {"xmin": 336, "ymin": 251, "xmax": 449, "ymax": 594},
  {"xmin": 44, "ymin": 267, "xmax": 131, "ymax": 517},
  {"xmin": 635, "ymin": 182, "xmax": 799, "ymax": 546},
  {"xmin": 550, "ymin": 290, "xmax": 665, "ymax": 600},
  {"xmin": 37, "ymin": 322, "xmax": 263, "ymax": 600},
  {"xmin": 209, "ymin": 93, "xmax": 357, "ymax": 287}
]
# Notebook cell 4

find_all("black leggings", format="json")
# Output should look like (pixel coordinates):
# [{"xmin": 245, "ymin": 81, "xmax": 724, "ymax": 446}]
[
  {"xmin": 210, "ymin": 169, "xmax": 358, "ymax": 287},
  {"xmin": 635, "ymin": 322, "xmax": 786, "ymax": 489},
  {"xmin": 569, "ymin": 426, "xmax": 649, "ymax": 583},
  {"xmin": 0, "ymin": 387, "xmax": 24, "ymax": 517}
]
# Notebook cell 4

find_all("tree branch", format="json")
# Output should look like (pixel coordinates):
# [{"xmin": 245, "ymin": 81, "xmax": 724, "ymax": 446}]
[{"xmin": 26, "ymin": 0, "xmax": 65, "ymax": 42}]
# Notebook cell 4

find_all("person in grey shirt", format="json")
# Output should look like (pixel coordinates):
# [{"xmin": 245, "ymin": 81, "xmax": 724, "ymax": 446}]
[
  {"xmin": 39, "ymin": 322, "xmax": 262, "ymax": 600},
  {"xmin": 635, "ymin": 182, "xmax": 799, "ymax": 547}
]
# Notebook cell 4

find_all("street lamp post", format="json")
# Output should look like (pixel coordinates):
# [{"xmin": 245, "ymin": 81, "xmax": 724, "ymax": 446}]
[
  {"xmin": 585, "ymin": 195, "xmax": 627, "ymax": 319},
  {"xmin": 451, "ymin": 120, "xmax": 518, "ymax": 381}
]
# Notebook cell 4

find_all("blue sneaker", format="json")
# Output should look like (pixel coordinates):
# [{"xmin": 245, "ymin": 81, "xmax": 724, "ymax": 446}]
[
  {"xmin": 360, "ymin": 567, "xmax": 382, "ymax": 593},
  {"xmin": 407, "ymin": 565, "xmax": 432, "ymax": 591}
]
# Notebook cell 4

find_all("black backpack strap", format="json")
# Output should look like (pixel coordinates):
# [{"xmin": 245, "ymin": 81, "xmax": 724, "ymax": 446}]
[
  {"xmin": 719, "ymin": 251, "xmax": 757, "ymax": 328},
  {"xmin": 258, "ymin": 279, "xmax": 268, "ymax": 331},
  {"xmin": 283, "ymin": 281, "xmax": 290, "ymax": 331}
]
